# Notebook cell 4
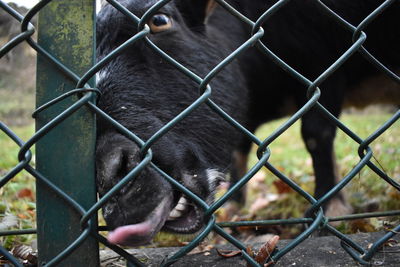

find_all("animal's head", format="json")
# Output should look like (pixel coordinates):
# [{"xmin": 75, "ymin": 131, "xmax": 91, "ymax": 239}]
[{"xmin": 95, "ymin": 0, "xmax": 247, "ymax": 246}]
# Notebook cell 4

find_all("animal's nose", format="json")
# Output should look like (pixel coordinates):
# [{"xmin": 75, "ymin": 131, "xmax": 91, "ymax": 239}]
[
  {"xmin": 95, "ymin": 132, "xmax": 174, "ymax": 224},
  {"xmin": 95, "ymin": 133, "xmax": 142, "ymax": 193}
]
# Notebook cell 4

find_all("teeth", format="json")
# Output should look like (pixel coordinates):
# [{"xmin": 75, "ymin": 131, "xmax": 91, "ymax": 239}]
[
  {"xmin": 168, "ymin": 209, "xmax": 183, "ymax": 219},
  {"xmin": 178, "ymin": 197, "xmax": 188, "ymax": 205},
  {"xmin": 167, "ymin": 196, "xmax": 189, "ymax": 221},
  {"xmin": 174, "ymin": 203, "xmax": 187, "ymax": 211}
]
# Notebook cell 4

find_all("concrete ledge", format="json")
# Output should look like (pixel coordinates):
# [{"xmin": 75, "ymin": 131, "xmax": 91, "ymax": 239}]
[{"xmin": 101, "ymin": 231, "xmax": 399, "ymax": 266}]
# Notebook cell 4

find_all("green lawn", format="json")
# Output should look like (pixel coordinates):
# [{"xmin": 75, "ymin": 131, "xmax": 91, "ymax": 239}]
[
  {"xmin": 0, "ymin": 124, "xmax": 36, "ymax": 248},
  {"xmin": 241, "ymin": 110, "xmax": 400, "ymax": 236}
]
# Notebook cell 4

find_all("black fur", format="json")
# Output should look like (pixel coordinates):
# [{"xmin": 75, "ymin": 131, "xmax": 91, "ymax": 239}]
[{"xmin": 96, "ymin": 0, "xmax": 399, "ymax": 246}]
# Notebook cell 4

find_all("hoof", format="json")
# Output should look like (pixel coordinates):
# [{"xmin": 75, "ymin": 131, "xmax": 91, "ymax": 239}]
[{"xmin": 325, "ymin": 197, "xmax": 353, "ymax": 227}]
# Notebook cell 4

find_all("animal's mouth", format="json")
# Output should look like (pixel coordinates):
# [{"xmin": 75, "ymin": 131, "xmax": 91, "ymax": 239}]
[
  {"xmin": 163, "ymin": 195, "xmax": 203, "ymax": 233},
  {"xmin": 107, "ymin": 194, "xmax": 203, "ymax": 246}
]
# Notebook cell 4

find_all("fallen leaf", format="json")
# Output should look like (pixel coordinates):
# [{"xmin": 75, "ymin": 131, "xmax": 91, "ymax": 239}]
[
  {"xmin": 382, "ymin": 239, "xmax": 399, "ymax": 248},
  {"xmin": 11, "ymin": 245, "xmax": 37, "ymax": 265},
  {"xmin": 27, "ymin": 210, "xmax": 35, "ymax": 216},
  {"xmin": 188, "ymin": 243, "xmax": 215, "ymax": 254},
  {"xmin": 17, "ymin": 188, "xmax": 34, "ymax": 200},
  {"xmin": 254, "ymin": 235, "xmax": 280, "ymax": 265},
  {"xmin": 389, "ymin": 190, "xmax": 400, "ymax": 200},
  {"xmin": 249, "ymin": 193, "xmax": 280, "ymax": 215},
  {"xmin": 246, "ymin": 245, "xmax": 254, "ymax": 258},
  {"xmin": 216, "ymin": 249, "xmax": 242, "ymax": 258},
  {"xmin": 273, "ymin": 180, "xmax": 292, "ymax": 194},
  {"xmin": 248, "ymin": 171, "xmax": 269, "ymax": 193},
  {"xmin": 349, "ymin": 219, "xmax": 377, "ymax": 233},
  {"xmin": 17, "ymin": 213, "xmax": 28, "ymax": 219},
  {"xmin": 249, "ymin": 197, "xmax": 270, "ymax": 215}
]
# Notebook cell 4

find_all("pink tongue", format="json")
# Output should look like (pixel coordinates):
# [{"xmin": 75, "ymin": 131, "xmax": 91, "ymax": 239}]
[
  {"xmin": 107, "ymin": 195, "xmax": 173, "ymax": 246},
  {"xmin": 108, "ymin": 222, "xmax": 153, "ymax": 245}
]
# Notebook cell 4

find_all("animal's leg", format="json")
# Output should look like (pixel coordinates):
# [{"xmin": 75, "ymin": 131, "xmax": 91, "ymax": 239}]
[
  {"xmin": 229, "ymin": 131, "xmax": 256, "ymax": 201},
  {"xmin": 230, "ymin": 150, "xmax": 249, "ymax": 204},
  {"xmin": 301, "ymin": 108, "xmax": 352, "ymax": 218},
  {"xmin": 223, "ymin": 139, "xmax": 253, "ymax": 218}
]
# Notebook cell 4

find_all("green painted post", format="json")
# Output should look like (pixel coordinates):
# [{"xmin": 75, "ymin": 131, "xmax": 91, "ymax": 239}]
[{"xmin": 36, "ymin": 0, "xmax": 99, "ymax": 266}]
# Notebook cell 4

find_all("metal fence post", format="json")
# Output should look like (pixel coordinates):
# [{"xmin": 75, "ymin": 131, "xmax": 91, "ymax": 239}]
[{"xmin": 35, "ymin": 0, "xmax": 98, "ymax": 266}]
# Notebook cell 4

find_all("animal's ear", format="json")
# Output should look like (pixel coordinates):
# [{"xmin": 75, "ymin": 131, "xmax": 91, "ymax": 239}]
[{"xmin": 175, "ymin": 0, "xmax": 217, "ymax": 29}]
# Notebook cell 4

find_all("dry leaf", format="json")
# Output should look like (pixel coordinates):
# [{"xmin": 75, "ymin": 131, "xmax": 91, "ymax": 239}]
[
  {"xmin": 17, "ymin": 188, "xmax": 34, "ymax": 200},
  {"xmin": 249, "ymin": 194, "xmax": 280, "ymax": 215},
  {"xmin": 11, "ymin": 245, "xmax": 37, "ymax": 265},
  {"xmin": 273, "ymin": 180, "xmax": 292, "ymax": 194},
  {"xmin": 246, "ymin": 245, "xmax": 254, "ymax": 258},
  {"xmin": 216, "ymin": 249, "xmax": 242, "ymax": 258},
  {"xmin": 254, "ymin": 235, "xmax": 280, "ymax": 265},
  {"xmin": 17, "ymin": 213, "xmax": 28, "ymax": 219},
  {"xmin": 349, "ymin": 219, "xmax": 376, "ymax": 233},
  {"xmin": 384, "ymin": 239, "xmax": 398, "ymax": 247},
  {"xmin": 249, "ymin": 197, "xmax": 270, "ymax": 215},
  {"xmin": 188, "ymin": 243, "xmax": 215, "ymax": 255}
]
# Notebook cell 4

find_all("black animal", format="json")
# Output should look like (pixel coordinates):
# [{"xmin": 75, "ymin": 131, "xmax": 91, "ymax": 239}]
[{"xmin": 95, "ymin": 0, "xmax": 399, "ymax": 246}]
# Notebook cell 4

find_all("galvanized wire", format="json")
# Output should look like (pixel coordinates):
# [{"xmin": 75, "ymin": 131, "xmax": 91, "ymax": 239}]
[{"xmin": 0, "ymin": 0, "xmax": 399, "ymax": 266}]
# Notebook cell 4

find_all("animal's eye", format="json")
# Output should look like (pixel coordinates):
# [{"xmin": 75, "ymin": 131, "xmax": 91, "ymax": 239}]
[{"xmin": 149, "ymin": 14, "xmax": 172, "ymax": 33}]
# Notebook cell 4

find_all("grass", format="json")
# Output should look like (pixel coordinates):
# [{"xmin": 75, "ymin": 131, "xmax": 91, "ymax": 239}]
[
  {"xmin": 239, "ymin": 109, "xmax": 400, "ymax": 237},
  {"xmin": 0, "ymin": 124, "xmax": 36, "ymax": 249},
  {"xmin": 0, "ymin": 46, "xmax": 37, "ymax": 249},
  {"xmin": 0, "ymin": 51, "xmax": 35, "ymax": 127}
]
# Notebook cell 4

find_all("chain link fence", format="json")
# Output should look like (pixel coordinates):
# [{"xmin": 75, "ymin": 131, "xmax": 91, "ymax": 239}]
[{"xmin": 0, "ymin": 0, "xmax": 399, "ymax": 266}]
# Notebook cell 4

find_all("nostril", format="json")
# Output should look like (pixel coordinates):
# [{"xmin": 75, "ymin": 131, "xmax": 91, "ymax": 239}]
[
  {"xmin": 116, "ymin": 149, "xmax": 130, "ymax": 178},
  {"xmin": 98, "ymin": 149, "xmax": 124, "ymax": 193},
  {"xmin": 96, "ymin": 135, "xmax": 141, "ymax": 195},
  {"xmin": 105, "ymin": 150, "xmax": 123, "ymax": 179}
]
